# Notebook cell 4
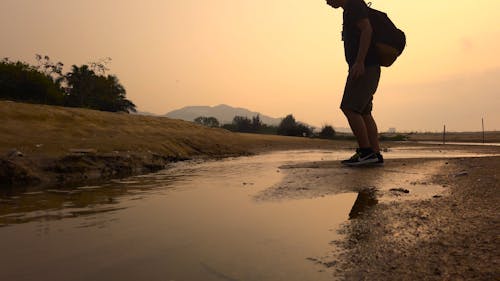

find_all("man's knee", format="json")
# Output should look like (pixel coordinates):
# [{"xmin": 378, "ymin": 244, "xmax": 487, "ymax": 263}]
[{"xmin": 341, "ymin": 106, "xmax": 359, "ymax": 117}]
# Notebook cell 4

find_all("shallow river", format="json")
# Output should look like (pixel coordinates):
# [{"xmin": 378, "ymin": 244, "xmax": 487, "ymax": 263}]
[{"xmin": 0, "ymin": 149, "xmax": 493, "ymax": 281}]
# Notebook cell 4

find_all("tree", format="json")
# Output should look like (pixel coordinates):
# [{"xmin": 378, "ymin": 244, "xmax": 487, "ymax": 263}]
[
  {"xmin": 252, "ymin": 115, "xmax": 262, "ymax": 132},
  {"xmin": 34, "ymin": 54, "xmax": 64, "ymax": 82},
  {"xmin": 277, "ymin": 114, "xmax": 312, "ymax": 137},
  {"xmin": 64, "ymin": 64, "xmax": 136, "ymax": 113},
  {"xmin": 319, "ymin": 125, "xmax": 336, "ymax": 139},
  {"xmin": 232, "ymin": 116, "xmax": 253, "ymax": 132},
  {"xmin": 277, "ymin": 114, "xmax": 297, "ymax": 136},
  {"xmin": 0, "ymin": 57, "xmax": 65, "ymax": 105},
  {"xmin": 64, "ymin": 64, "xmax": 95, "ymax": 108},
  {"xmin": 194, "ymin": 116, "xmax": 220, "ymax": 127},
  {"xmin": 0, "ymin": 55, "xmax": 136, "ymax": 113}
]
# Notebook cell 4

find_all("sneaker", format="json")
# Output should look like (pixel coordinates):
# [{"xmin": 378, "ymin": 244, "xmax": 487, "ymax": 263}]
[
  {"xmin": 341, "ymin": 149, "xmax": 378, "ymax": 166},
  {"xmin": 374, "ymin": 152, "xmax": 384, "ymax": 165}
]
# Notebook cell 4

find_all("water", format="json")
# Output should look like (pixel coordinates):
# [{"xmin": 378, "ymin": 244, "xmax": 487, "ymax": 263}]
[
  {"xmin": 0, "ymin": 151, "xmax": 358, "ymax": 281},
  {"xmin": 0, "ymin": 149, "xmax": 496, "ymax": 281}
]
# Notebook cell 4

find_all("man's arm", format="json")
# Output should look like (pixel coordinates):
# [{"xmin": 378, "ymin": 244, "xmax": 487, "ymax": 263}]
[{"xmin": 350, "ymin": 18, "xmax": 373, "ymax": 79}]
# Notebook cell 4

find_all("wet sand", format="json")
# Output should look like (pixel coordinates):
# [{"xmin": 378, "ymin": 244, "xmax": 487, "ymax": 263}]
[
  {"xmin": 335, "ymin": 155, "xmax": 500, "ymax": 281},
  {"xmin": 263, "ymin": 151, "xmax": 500, "ymax": 280}
]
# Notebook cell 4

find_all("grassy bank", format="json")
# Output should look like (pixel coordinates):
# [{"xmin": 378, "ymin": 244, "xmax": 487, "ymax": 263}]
[
  {"xmin": 0, "ymin": 101, "xmax": 355, "ymax": 158},
  {"xmin": 0, "ymin": 101, "xmax": 352, "ymax": 189}
]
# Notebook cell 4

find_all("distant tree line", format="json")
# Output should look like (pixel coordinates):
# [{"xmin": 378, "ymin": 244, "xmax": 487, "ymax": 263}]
[
  {"xmin": 0, "ymin": 55, "xmax": 136, "ymax": 113},
  {"xmin": 194, "ymin": 114, "xmax": 336, "ymax": 139},
  {"xmin": 193, "ymin": 116, "xmax": 220, "ymax": 127}
]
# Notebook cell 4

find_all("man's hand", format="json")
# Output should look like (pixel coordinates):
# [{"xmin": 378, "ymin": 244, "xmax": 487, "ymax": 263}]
[
  {"xmin": 349, "ymin": 62, "xmax": 365, "ymax": 79},
  {"xmin": 350, "ymin": 17, "xmax": 372, "ymax": 80}
]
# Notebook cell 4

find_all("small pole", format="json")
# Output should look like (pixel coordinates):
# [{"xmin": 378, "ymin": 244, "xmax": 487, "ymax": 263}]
[
  {"xmin": 482, "ymin": 118, "xmax": 485, "ymax": 144},
  {"xmin": 443, "ymin": 125, "xmax": 446, "ymax": 145}
]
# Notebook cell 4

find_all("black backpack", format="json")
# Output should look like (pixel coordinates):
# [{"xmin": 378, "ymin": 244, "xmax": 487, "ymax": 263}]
[{"xmin": 368, "ymin": 7, "xmax": 406, "ymax": 67}]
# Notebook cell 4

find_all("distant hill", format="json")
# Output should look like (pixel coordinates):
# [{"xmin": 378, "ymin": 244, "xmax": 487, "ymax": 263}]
[{"xmin": 165, "ymin": 104, "xmax": 282, "ymax": 126}]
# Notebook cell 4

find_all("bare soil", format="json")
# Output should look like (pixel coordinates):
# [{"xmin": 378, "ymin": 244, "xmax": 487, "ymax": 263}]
[{"xmin": 332, "ymin": 156, "xmax": 500, "ymax": 281}]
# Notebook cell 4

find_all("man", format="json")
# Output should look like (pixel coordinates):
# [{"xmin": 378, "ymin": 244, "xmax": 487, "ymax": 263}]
[{"xmin": 326, "ymin": 0, "xmax": 384, "ymax": 166}]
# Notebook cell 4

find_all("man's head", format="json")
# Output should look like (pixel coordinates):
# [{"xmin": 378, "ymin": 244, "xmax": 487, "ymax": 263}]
[{"xmin": 326, "ymin": 0, "xmax": 345, "ymax": 9}]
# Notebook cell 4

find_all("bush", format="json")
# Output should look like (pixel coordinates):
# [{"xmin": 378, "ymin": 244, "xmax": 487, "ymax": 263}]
[
  {"xmin": 0, "ymin": 58, "xmax": 65, "ymax": 105},
  {"xmin": 319, "ymin": 125, "xmax": 336, "ymax": 139},
  {"xmin": 0, "ymin": 56, "xmax": 136, "ymax": 113},
  {"xmin": 194, "ymin": 116, "xmax": 220, "ymax": 127},
  {"xmin": 277, "ymin": 114, "xmax": 312, "ymax": 137},
  {"xmin": 379, "ymin": 134, "xmax": 408, "ymax": 141}
]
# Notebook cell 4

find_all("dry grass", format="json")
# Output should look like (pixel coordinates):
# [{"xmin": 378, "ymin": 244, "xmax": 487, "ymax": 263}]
[
  {"xmin": 4, "ymin": 100, "xmax": 496, "ymax": 161},
  {"xmin": 0, "ymin": 101, "xmax": 351, "ymax": 158},
  {"xmin": 406, "ymin": 131, "xmax": 500, "ymax": 143}
]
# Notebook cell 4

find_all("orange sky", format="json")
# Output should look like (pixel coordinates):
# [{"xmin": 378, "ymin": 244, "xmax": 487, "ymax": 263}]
[{"xmin": 1, "ymin": 0, "xmax": 499, "ymax": 131}]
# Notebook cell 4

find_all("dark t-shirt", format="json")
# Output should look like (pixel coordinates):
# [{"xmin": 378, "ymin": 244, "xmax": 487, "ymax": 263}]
[{"xmin": 342, "ymin": 0, "xmax": 379, "ymax": 66}]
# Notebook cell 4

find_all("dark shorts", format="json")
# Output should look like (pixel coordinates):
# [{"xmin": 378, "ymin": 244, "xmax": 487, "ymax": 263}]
[{"xmin": 340, "ymin": 66, "xmax": 381, "ymax": 115}]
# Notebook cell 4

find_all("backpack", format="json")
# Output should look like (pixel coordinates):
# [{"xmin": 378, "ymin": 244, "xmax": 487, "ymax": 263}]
[{"xmin": 368, "ymin": 7, "xmax": 406, "ymax": 67}]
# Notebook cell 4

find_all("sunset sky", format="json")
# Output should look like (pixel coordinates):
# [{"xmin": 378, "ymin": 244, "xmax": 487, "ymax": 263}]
[{"xmin": 1, "ymin": 0, "xmax": 499, "ymax": 132}]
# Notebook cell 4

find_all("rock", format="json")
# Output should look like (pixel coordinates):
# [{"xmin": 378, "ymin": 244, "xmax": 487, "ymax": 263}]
[
  {"xmin": 323, "ymin": 260, "xmax": 337, "ymax": 268},
  {"xmin": 6, "ymin": 149, "xmax": 23, "ymax": 158},
  {"xmin": 0, "ymin": 158, "xmax": 40, "ymax": 187},
  {"xmin": 454, "ymin": 171, "xmax": 468, "ymax": 177},
  {"xmin": 69, "ymin": 148, "xmax": 97, "ymax": 155},
  {"xmin": 390, "ymin": 188, "xmax": 410, "ymax": 194}
]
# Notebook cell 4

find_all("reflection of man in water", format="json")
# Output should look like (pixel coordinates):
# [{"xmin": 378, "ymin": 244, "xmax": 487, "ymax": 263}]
[{"xmin": 326, "ymin": 0, "xmax": 384, "ymax": 166}]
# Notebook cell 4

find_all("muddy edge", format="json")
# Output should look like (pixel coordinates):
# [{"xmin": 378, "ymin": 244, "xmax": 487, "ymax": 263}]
[{"xmin": 332, "ymin": 156, "xmax": 499, "ymax": 281}]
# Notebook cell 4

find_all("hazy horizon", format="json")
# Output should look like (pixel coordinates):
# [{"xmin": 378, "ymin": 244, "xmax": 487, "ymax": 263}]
[{"xmin": 1, "ymin": 0, "xmax": 499, "ymax": 132}]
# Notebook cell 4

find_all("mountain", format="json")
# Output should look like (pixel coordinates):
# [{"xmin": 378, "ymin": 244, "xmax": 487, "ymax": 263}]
[{"xmin": 164, "ymin": 104, "xmax": 282, "ymax": 126}]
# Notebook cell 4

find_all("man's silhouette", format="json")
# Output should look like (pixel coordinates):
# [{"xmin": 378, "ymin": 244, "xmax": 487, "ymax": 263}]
[{"xmin": 326, "ymin": 0, "xmax": 384, "ymax": 166}]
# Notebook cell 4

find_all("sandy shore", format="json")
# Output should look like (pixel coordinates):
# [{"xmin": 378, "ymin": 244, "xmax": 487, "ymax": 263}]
[
  {"xmin": 261, "ymin": 153, "xmax": 500, "ymax": 280},
  {"xmin": 334, "ymin": 156, "xmax": 500, "ymax": 280}
]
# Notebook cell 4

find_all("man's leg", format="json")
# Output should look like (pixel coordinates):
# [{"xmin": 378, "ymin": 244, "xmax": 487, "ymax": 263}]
[
  {"xmin": 342, "ymin": 108, "xmax": 370, "ymax": 149},
  {"xmin": 339, "ymin": 66, "xmax": 380, "ymax": 165},
  {"xmin": 362, "ymin": 113, "xmax": 380, "ymax": 153}
]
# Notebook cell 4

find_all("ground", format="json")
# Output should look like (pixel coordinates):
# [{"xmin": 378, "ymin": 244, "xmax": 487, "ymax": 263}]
[
  {"xmin": 251, "ymin": 150, "xmax": 499, "ymax": 280},
  {"xmin": 333, "ymin": 156, "xmax": 499, "ymax": 280},
  {"xmin": 1, "ymin": 101, "xmax": 499, "ymax": 280}
]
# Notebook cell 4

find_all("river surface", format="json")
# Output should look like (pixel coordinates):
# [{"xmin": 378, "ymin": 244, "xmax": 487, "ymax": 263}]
[{"xmin": 0, "ymin": 149, "xmax": 495, "ymax": 281}]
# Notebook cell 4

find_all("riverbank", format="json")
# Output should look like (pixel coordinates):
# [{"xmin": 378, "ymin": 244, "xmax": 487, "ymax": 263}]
[
  {"xmin": 3, "ymin": 101, "xmax": 499, "ymax": 191},
  {"xmin": 1, "ymin": 101, "xmax": 354, "ymax": 190}
]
